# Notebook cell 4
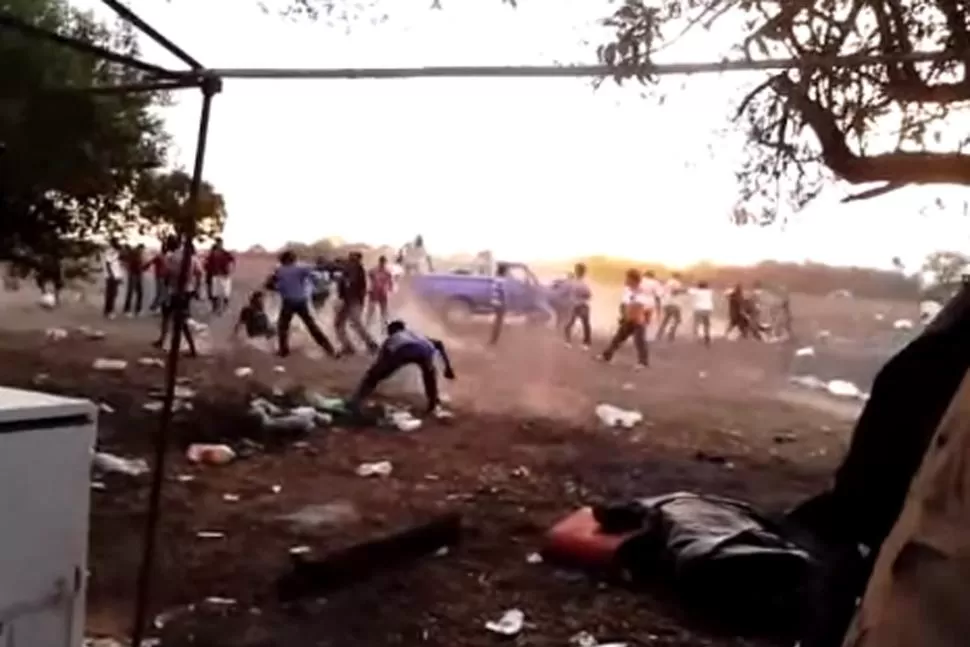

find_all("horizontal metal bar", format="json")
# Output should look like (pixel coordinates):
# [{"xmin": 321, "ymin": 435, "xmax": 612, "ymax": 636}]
[
  {"xmin": 210, "ymin": 48, "xmax": 968, "ymax": 81},
  {"xmin": 0, "ymin": 11, "xmax": 186, "ymax": 79},
  {"xmin": 42, "ymin": 78, "xmax": 203, "ymax": 95},
  {"xmin": 99, "ymin": 0, "xmax": 203, "ymax": 70}
]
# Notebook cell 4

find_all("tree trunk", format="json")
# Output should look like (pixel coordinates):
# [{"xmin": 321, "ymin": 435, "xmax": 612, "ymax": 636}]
[{"xmin": 842, "ymin": 369, "xmax": 970, "ymax": 647}]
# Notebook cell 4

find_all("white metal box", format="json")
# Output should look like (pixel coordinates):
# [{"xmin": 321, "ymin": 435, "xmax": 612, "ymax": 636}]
[{"xmin": 0, "ymin": 386, "xmax": 97, "ymax": 647}]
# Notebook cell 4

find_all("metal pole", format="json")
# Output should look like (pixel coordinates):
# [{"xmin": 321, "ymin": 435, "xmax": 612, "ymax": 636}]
[
  {"xmin": 12, "ymin": 78, "xmax": 203, "ymax": 97},
  {"xmin": 129, "ymin": 74, "xmax": 221, "ymax": 647},
  {"xmin": 99, "ymin": 0, "xmax": 203, "ymax": 70},
  {"xmin": 0, "ymin": 12, "xmax": 187, "ymax": 79},
  {"xmin": 209, "ymin": 48, "xmax": 969, "ymax": 80}
]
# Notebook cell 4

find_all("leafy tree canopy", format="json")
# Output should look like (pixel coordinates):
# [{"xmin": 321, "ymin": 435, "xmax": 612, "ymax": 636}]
[
  {"xmin": 922, "ymin": 249, "xmax": 970, "ymax": 286},
  {"xmin": 0, "ymin": 0, "xmax": 226, "ymax": 274},
  {"xmin": 135, "ymin": 169, "xmax": 228, "ymax": 242}
]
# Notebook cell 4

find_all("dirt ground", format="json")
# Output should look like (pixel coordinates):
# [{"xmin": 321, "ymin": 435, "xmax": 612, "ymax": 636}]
[{"xmin": 0, "ymin": 281, "xmax": 916, "ymax": 647}]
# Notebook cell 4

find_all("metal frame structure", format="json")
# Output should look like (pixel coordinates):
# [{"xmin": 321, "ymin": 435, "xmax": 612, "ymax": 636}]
[{"xmin": 0, "ymin": 2, "xmax": 967, "ymax": 644}]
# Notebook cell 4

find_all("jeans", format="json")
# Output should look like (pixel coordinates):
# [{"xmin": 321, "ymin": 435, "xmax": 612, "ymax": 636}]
[
  {"xmin": 103, "ymin": 277, "xmax": 121, "ymax": 316},
  {"xmin": 602, "ymin": 320, "xmax": 649, "ymax": 366},
  {"xmin": 657, "ymin": 304, "xmax": 682, "ymax": 341},
  {"xmin": 489, "ymin": 306, "xmax": 506, "ymax": 345},
  {"xmin": 565, "ymin": 303, "xmax": 592, "ymax": 346},
  {"xmin": 335, "ymin": 300, "xmax": 378, "ymax": 353},
  {"xmin": 124, "ymin": 274, "xmax": 143, "ymax": 314},
  {"xmin": 278, "ymin": 299, "xmax": 336, "ymax": 357},
  {"xmin": 351, "ymin": 346, "xmax": 439, "ymax": 413}
]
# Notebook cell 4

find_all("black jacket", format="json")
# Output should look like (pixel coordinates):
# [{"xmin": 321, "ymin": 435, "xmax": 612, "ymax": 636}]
[{"xmin": 338, "ymin": 261, "xmax": 367, "ymax": 304}]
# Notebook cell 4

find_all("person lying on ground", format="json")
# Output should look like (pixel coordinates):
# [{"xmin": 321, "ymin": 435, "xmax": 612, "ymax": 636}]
[
  {"xmin": 272, "ymin": 250, "xmax": 337, "ymax": 358},
  {"xmin": 233, "ymin": 291, "xmax": 275, "ymax": 340},
  {"xmin": 348, "ymin": 319, "xmax": 456, "ymax": 415}
]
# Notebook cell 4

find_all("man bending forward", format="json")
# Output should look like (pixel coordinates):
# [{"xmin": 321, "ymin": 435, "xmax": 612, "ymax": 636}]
[{"xmin": 349, "ymin": 320, "xmax": 455, "ymax": 414}]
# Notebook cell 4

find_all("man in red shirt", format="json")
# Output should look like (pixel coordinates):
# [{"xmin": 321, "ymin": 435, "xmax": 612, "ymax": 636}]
[
  {"xmin": 205, "ymin": 237, "xmax": 234, "ymax": 315},
  {"xmin": 366, "ymin": 255, "xmax": 394, "ymax": 329}
]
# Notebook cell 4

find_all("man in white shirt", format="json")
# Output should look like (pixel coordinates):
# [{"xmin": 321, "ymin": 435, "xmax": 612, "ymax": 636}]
[
  {"xmin": 656, "ymin": 272, "xmax": 689, "ymax": 341},
  {"xmin": 689, "ymin": 280, "xmax": 714, "ymax": 346},
  {"xmin": 101, "ymin": 238, "xmax": 125, "ymax": 319},
  {"xmin": 639, "ymin": 270, "xmax": 663, "ymax": 324}
]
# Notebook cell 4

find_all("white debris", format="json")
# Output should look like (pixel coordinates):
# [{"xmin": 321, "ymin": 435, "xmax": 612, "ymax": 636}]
[
  {"xmin": 45, "ymin": 327, "xmax": 68, "ymax": 341},
  {"xmin": 439, "ymin": 392, "xmax": 451, "ymax": 403},
  {"xmin": 570, "ymin": 631, "xmax": 599, "ymax": 647},
  {"xmin": 526, "ymin": 552, "xmax": 543, "ymax": 564},
  {"xmin": 90, "ymin": 481, "xmax": 106, "ymax": 491},
  {"xmin": 595, "ymin": 404, "xmax": 643, "ymax": 428},
  {"xmin": 186, "ymin": 444, "xmax": 236, "ymax": 465},
  {"xmin": 234, "ymin": 366, "xmax": 254, "ymax": 378},
  {"xmin": 874, "ymin": 313, "xmax": 885, "ymax": 321},
  {"xmin": 789, "ymin": 374, "xmax": 828, "ymax": 390},
  {"xmin": 289, "ymin": 545, "xmax": 312, "ymax": 556},
  {"xmin": 186, "ymin": 318, "xmax": 208, "ymax": 333},
  {"xmin": 485, "ymin": 609, "xmax": 525, "ymax": 636},
  {"xmin": 387, "ymin": 409, "xmax": 423, "ymax": 431},
  {"xmin": 432, "ymin": 406, "xmax": 454, "ymax": 420},
  {"xmin": 78, "ymin": 326, "xmax": 106, "ymax": 340},
  {"xmin": 893, "ymin": 318, "xmax": 914, "ymax": 330},
  {"xmin": 92, "ymin": 358, "xmax": 127, "ymax": 372},
  {"xmin": 137, "ymin": 357, "xmax": 165, "ymax": 367},
  {"xmin": 196, "ymin": 531, "xmax": 225, "ymax": 539},
  {"xmin": 817, "ymin": 329, "xmax": 831, "ymax": 340},
  {"xmin": 827, "ymin": 379, "xmax": 863, "ymax": 399},
  {"xmin": 621, "ymin": 382, "xmax": 634, "ymax": 391},
  {"xmin": 355, "ymin": 461, "xmax": 393, "ymax": 477},
  {"xmin": 38, "ymin": 292, "xmax": 57, "ymax": 309},
  {"xmin": 143, "ymin": 401, "xmax": 164, "ymax": 413},
  {"xmin": 222, "ymin": 493, "xmax": 241, "ymax": 502},
  {"xmin": 795, "ymin": 346, "xmax": 816, "ymax": 357},
  {"xmin": 271, "ymin": 484, "xmax": 283, "ymax": 494},
  {"xmin": 98, "ymin": 402, "xmax": 115, "ymax": 414},
  {"xmin": 92, "ymin": 452, "xmax": 149, "ymax": 477},
  {"xmin": 203, "ymin": 597, "xmax": 236, "ymax": 606},
  {"xmin": 175, "ymin": 474, "xmax": 195, "ymax": 483},
  {"xmin": 273, "ymin": 365, "xmax": 286, "ymax": 373},
  {"xmin": 434, "ymin": 546, "xmax": 450, "ymax": 557}
]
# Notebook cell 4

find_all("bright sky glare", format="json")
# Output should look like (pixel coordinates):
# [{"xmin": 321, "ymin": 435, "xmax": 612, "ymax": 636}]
[{"xmin": 72, "ymin": 0, "xmax": 970, "ymax": 270}]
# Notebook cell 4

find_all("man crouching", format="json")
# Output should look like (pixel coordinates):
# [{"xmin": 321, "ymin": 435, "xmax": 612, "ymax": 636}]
[{"xmin": 348, "ymin": 320, "xmax": 455, "ymax": 415}]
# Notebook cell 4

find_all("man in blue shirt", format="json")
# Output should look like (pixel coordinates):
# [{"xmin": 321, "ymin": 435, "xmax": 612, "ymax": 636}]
[
  {"xmin": 271, "ymin": 250, "xmax": 337, "ymax": 358},
  {"xmin": 348, "ymin": 319, "xmax": 455, "ymax": 414}
]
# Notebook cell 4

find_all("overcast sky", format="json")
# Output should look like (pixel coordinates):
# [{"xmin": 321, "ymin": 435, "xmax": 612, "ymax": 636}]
[{"xmin": 72, "ymin": 0, "xmax": 970, "ymax": 269}]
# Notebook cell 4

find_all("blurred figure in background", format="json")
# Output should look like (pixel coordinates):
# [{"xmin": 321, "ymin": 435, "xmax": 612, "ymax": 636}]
[
  {"xmin": 600, "ymin": 268, "xmax": 650, "ymax": 368},
  {"xmin": 233, "ymin": 290, "xmax": 275, "ymax": 341},
  {"xmin": 563, "ymin": 262, "xmax": 592, "ymax": 349},
  {"xmin": 101, "ymin": 238, "xmax": 124, "ymax": 319},
  {"xmin": 205, "ymin": 237, "xmax": 235, "ymax": 315},
  {"xmin": 335, "ymin": 251, "xmax": 379, "ymax": 355},
  {"xmin": 690, "ymin": 280, "xmax": 714, "ymax": 346},
  {"xmin": 310, "ymin": 255, "xmax": 339, "ymax": 312},
  {"xmin": 366, "ymin": 255, "xmax": 394, "ymax": 330},
  {"xmin": 123, "ymin": 243, "xmax": 146, "ymax": 317},
  {"xmin": 399, "ymin": 235, "xmax": 433, "ymax": 276},
  {"xmin": 725, "ymin": 283, "xmax": 749, "ymax": 339},
  {"xmin": 656, "ymin": 271, "xmax": 687, "ymax": 341},
  {"xmin": 488, "ymin": 262, "xmax": 509, "ymax": 346},
  {"xmin": 152, "ymin": 236, "xmax": 202, "ymax": 357}
]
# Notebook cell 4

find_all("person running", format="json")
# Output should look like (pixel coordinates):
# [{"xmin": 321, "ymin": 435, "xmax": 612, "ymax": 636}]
[
  {"xmin": 334, "ymin": 251, "xmax": 379, "ymax": 355},
  {"xmin": 101, "ymin": 238, "xmax": 124, "ymax": 319},
  {"xmin": 205, "ymin": 237, "xmax": 235, "ymax": 315},
  {"xmin": 366, "ymin": 255, "xmax": 394, "ymax": 329},
  {"xmin": 656, "ymin": 272, "xmax": 687, "ymax": 341},
  {"xmin": 690, "ymin": 280, "xmax": 714, "ymax": 346},
  {"xmin": 123, "ymin": 243, "xmax": 146, "ymax": 317},
  {"xmin": 600, "ymin": 268, "xmax": 650, "ymax": 368},
  {"xmin": 272, "ymin": 250, "xmax": 338, "ymax": 358},
  {"xmin": 233, "ymin": 291, "xmax": 275, "ymax": 340},
  {"xmin": 152, "ymin": 235, "xmax": 202, "ymax": 357},
  {"xmin": 489, "ymin": 262, "xmax": 509, "ymax": 346},
  {"xmin": 564, "ymin": 262, "xmax": 592, "ymax": 349},
  {"xmin": 348, "ymin": 319, "xmax": 456, "ymax": 415}
]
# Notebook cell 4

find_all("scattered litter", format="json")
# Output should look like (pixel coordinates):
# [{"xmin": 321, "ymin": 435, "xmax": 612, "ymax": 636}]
[
  {"xmin": 434, "ymin": 546, "xmax": 450, "ymax": 557},
  {"xmin": 137, "ymin": 357, "xmax": 165, "ymax": 367},
  {"xmin": 827, "ymin": 379, "xmax": 863, "ymax": 399},
  {"xmin": 142, "ymin": 401, "xmax": 163, "ymax": 412},
  {"xmin": 774, "ymin": 432, "xmax": 798, "ymax": 444},
  {"xmin": 271, "ymin": 484, "xmax": 283, "ymax": 494},
  {"xmin": 175, "ymin": 474, "xmax": 195, "ymax": 483},
  {"xmin": 795, "ymin": 346, "xmax": 815, "ymax": 357},
  {"xmin": 570, "ymin": 631, "xmax": 598, "ymax": 647},
  {"xmin": 250, "ymin": 398, "xmax": 326, "ymax": 432},
  {"xmin": 526, "ymin": 552, "xmax": 543, "ymax": 564},
  {"xmin": 38, "ymin": 291, "xmax": 57, "ymax": 309},
  {"xmin": 356, "ymin": 461, "xmax": 393, "ymax": 477},
  {"xmin": 621, "ymin": 382, "xmax": 634, "ymax": 391},
  {"xmin": 186, "ymin": 318, "xmax": 208, "ymax": 333},
  {"xmin": 280, "ymin": 501, "xmax": 360, "ymax": 528},
  {"xmin": 485, "ymin": 609, "xmax": 525, "ymax": 636},
  {"xmin": 98, "ymin": 402, "xmax": 115, "ymax": 414},
  {"xmin": 817, "ymin": 329, "xmax": 831, "ymax": 339},
  {"xmin": 222, "ymin": 493, "xmax": 241, "ymax": 503},
  {"xmin": 698, "ymin": 370, "xmax": 708, "ymax": 379},
  {"xmin": 78, "ymin": 326, "xmax": 106, "ymax": 340},
  {"xmin": 234, "ymin": 366, "xmax": 254, "ymax": 378},
  {"xmin": 92, "ymin": 452, "xmax": 149, "ymax": 477},
  {"xmin": 789, "ymin": 374, "xmax": 828, "ymax": 390},
  {"xmin": 273, "ymin": 365, "xmax": 286, "ymax": 373},
  {"xmin": 439, "ymin": 393, "xmax": 451, "ymax": 403},
  {"xmin": 432, "ymin": 406, "xmax": 454, "ymax": 420},
  {"xmin": 186, "ymin": 444, "xmax": 236, "ymax": 465},
  {"xmin": 92, "ymin": 358, "xmax": 127, "ymax": 372},
  {"xmin": 874, "ymin": 312, "xmax": 885, "ymax": 321},
  {"xmin": 893, "ymin": 318, "xmax": 914, "ymax": 330},
  {"xmin": 289, "ymin": 545, "xmax": 312, "ymax": 556},
  {"xmin": 196, "ymin": 531, "xmax": 225, "ymax": 539},
  {"xmin": 174, "ymin": 385, "xmax": 196, "ymax": 399},
  {"xmin": 203, "ymin": 597, "xmax": 236, "ymax": 606},
  {"xmin": 90, "ymin": 481, "xmax": 106, "ymax": 491},
  {"xmin": 386, "ymin": 409, "xmax": 423, "ymax": 431},
  {"xmin": 595, "ymin": 404, "xmax": 642, "ymax": 428},
  {"xmin": 45, "ymin": 327, "xmax": 68, "ymax": 341}
]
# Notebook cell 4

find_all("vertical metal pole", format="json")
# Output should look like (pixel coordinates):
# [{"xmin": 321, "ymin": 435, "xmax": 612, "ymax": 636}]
[{"xmin": 130, "ymin": 75, "xmax": 220, "ymax": 647}]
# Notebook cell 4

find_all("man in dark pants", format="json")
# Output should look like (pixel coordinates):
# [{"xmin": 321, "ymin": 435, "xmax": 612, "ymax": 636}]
[
  {"xmin": 123, "ymin": 243, "xmax": 146, "ymax": 316},
  {"xmin": 335, "ymin": 251, "xmax": 378, "ymax": 355},
  {"xmin": 489, "ymin": 263, "xmax": 509, "ymax": 346},
  {"xmin": 101, "ymin": 238, "xmax": 124, "ymax": 319},
  {"xmin": 564, "ymin": 262, "xmax": 592, "ymax": 348},
  {"xmin": 600, "ymin": 268, "xmax": 649, "ymax": 368},
  {"xmin": 348, "ymin": 320, "xmax": 456, "ymax": 414},
  {"xmin": 152, "ymin": 235, "xmax": 200, "ymax": 357},
  {"xmin": 272, "ymin": 250, "xmax": 337, "ymax": 358}
]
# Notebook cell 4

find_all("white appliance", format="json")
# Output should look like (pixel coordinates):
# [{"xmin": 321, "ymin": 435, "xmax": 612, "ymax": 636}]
[{"xmin": 0, "ymin": 387, "xmax": 97, "ymax": 647}]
